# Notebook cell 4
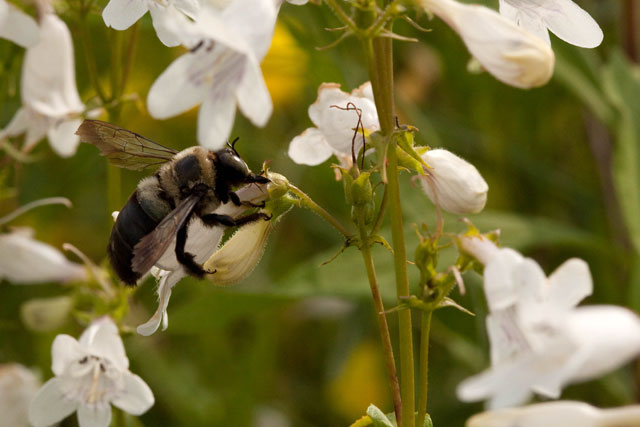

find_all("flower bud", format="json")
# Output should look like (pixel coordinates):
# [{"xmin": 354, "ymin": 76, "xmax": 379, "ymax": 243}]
[
  {"xmin": 351, "ymin": 172, "xmax": 373, "ymax": 206},
  {"xmin": 420, "ymin": 149, "xmax": 488, "ymax": 215}
]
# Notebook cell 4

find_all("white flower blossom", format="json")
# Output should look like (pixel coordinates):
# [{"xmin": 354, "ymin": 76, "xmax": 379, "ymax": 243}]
[
  {"xmin": 288, "ymin": 82, "xmax": 379, "ymax": 167},
  {"xmin": 147, "ymin": 0, "xmax": 276, "ymax": 150},
  {"xmin": 0, "ymin": 228, "xmax": 87, "ymax": 284},
  {"xmin": 420, "ymin": 149, "xmax": 488, "ymax": 214},
  {"xmin": 29, "ymin": 317, "xmax": 154, "ymax": 427},
  {"xmin": 467, "ymin": 401, "xmax": 640, "ymax": 427},
  {"xmin": 0, "ymin": 364, "xmax": 41, "ymax": 427},
  {"xmin": 457, "ymin": 236, "xmax": 640, "ymax": 409},
  {"xmin": 103, "ymin": 0, "xmax": 200, "ymax": 47},
  {"xmin": 0, "ymin": 12, "xmax": 84, "ymax": 157},
  {"xmin": 499, "ymin": 0, "xmax": 603, "ymax": 48},
  {"xmin": 0, "ymin": 0, "xmax": 39, "ymax": 48},
  {"xmin": 422, "ymin": 0, "xmax": 555, "ymax": 89}
]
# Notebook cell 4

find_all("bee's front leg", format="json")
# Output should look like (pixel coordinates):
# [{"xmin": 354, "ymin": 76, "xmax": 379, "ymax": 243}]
[{"xmin": 175, "ymin": 221, "xmax": 207, "ymax": 278}]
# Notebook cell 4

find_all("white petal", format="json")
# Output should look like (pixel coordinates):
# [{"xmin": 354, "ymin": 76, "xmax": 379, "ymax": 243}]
[
  {"xmin": 0, "ymin": 0, "xmax": 39, "ymax": 48},
  {"xmin": 546, "ymin": 258, "xmax": 592, "ymax": 311},
  {"xmin": 499, "ymin": 0, "xmax": 551, "ymax": 45},
  {"xmin": 486, "ymin": 308, "xmax": 530, "ymax": 365},
  {"xmin": 565, "ymin": 306, "xmax": 640, "ymax": 382},
  {"xmin": 0, "ymin": 107, "xmax": 30, "ymax": 139},
  {"xmin": 197, "ymin": 81, "xmax": 238, "ymax": 150},
  {"xmin": 149, "ymin": 5, "xmax": 190, "ymax": 48},
  {"xmin": 137, "ymin": 270, "xmax": 182, "ymax": 335},
  {"xmin": 236, "ymin": 57, "xmax": 272, "ymax": 127},
  {"xmin": 308, "ymin": 83, "xmax": 378, "ymax": 156},
  {"xmin": 288, "ymin": 127, "xmax": 334, "ymax": 166},
  {"xmin": 147, "ymin": 51, "xmax": 207, "ymax": 119},
  {"xmin": 22, "ymin": 13, "xmax": 84, "ymax": 117},
  {"xmin": 102, "ymin": 0, "xmax": 149, "ymax": 31},
  {"xmin": 0, "ymin": 232, "xmax": 87, "ymax": 284},
  {"xmin": 47, "ymin": 118, "xmax": 82, "ymax": 157},
  {"xmin": 466, "ymin": 401, "xmax": 602, "ymax": 427},
  {"xmin": 220, "ymin": 0, "xmax": 277, "ymax": 60},
  {"xmin": 28, "ymin": 378, "xmax": 77, "ymax": 427},
  {"xmin": 78, "ymin": 317, "xmax": 129, "ymax": 371},
  {"xmin": 77, "ymin": 404, "xmax": 112, "ymax": 427},
  {"xmin": 51, "ymin": 334, "xmax": 84, "ymax": 376},
  {"xmin": 502, "ymin": 0, "xmax": 603, "ymax": 48},
  {"xmin": 23, "ymin": 113, "xmax": 50, "ymax": 151},
  {"xmin": 482, "ymin": 248, "xmax": 524, "ymax": 311},
  {"xmin": 424, "ymin": 0, "xmax": 554, "ymax": 89},
  {"xmin": 111, "ymin": 373, "xmax": 154, "ymax": 415}
]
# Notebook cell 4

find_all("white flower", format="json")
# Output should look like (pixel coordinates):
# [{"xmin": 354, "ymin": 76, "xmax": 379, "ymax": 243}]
[
  {"xmin": 467, "ymin": 401, "xmax": 640, "ymax": 427},
  {"xmin": 499, "ymin": 0, "xmax": 603, "ymax": 48},
  {"xmin": 102, "ymin": 0, "xmax": 200, "ymax": 47},
  {"xmin": 147, "ymin": 0, "xmax": 276, "ymax": 150},
  {"xmin": 0, "ymin": 12, "xmax": 84, "ymax": 157},
  {"xmin": 29, "ymin": 317, "xmax": 154, "ymax": 427},
  {"xmin": 0, "ymin": 364, "xmax": 41, "ymax": 427},
  {"xmin": 137, "ymin": 183, "xmax": 270, "ymax": 335},
  {"xmin": 288, "ymin": 82, "xmax": 379, "ymax": 167},
  {"xmin": 422, "ymin": 0, "xmax": 554, "ymax": 89},
  {"xmin": 457, "ymin": 237, "xmax": 640, "ymax": 409},
  {"xmin": 420, "ymin": 148, "xmax": 488, "ymax": 215},
  {"xmin": 0, "ymin": 0, "xmax": 39, "ymax": 48},
  {"xmin": 0, "ymin": 228, "xmax": 87, "ymax": 284}
]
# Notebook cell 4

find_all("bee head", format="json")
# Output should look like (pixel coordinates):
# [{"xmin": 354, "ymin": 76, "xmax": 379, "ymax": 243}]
[{"xmin": 214, "ymin": 147, "xmax": 252, "ymax": 185}]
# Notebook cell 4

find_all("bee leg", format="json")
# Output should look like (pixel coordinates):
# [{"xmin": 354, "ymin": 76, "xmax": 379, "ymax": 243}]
[
  {"xmin": 201, "ymin": 212, "xmax": 271, "ymax": 227},
  {"xmin": 175, "ymin": 222, "xmax": 207, "ymax": 278},
  {"xmin": 229, "ymin": 191, "xmax": 266, "ymax": 208}
]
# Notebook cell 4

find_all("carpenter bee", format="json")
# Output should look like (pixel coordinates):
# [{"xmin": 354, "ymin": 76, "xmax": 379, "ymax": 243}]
[{"xmin": 76, "ymin": 120, "xmax": 270, "ymax": 286}]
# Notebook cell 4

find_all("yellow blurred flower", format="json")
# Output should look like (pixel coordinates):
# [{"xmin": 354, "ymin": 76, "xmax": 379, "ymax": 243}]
[
  {"xmin": 327, "ymin": 340, "xmax": 391, "ymax": 421},
  {"xmin": 261, "ymin": 22, "xmax": 308, "ymax": 107}
]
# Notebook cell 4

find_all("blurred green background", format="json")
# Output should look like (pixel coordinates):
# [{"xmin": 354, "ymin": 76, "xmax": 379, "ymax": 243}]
[{"xmin": 1, "ymin": 1, "xmax": 639, "ymax": 426}]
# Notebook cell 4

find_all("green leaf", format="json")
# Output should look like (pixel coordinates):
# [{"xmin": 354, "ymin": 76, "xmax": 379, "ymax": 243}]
[{"xmin": 602, "ymin": 51, "xmax": 640, "ymax": 253}]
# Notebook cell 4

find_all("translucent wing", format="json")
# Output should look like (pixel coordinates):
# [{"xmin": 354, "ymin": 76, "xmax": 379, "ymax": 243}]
[
  {"xmin": 76, "ymin": 120, "xmax": 178, "ymax": 171},
  {"xmin": 131, "ymin": 194, "xmax": 201, "ymax": 275}
]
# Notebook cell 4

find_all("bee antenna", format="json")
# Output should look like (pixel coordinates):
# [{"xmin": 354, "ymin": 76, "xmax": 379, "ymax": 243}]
[{"xmin": 227, "ymin": 137, "xmax": 240, "ymax": 155}]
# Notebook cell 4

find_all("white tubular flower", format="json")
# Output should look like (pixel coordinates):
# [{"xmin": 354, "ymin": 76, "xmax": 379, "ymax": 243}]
[
  {"xmin": 103, "ymin": 0, "xmax": 200, "ymax": 47},
  {"xmin": 467, "ymin": 401, "xmax": 640, "ymax": 427},
  {"xmin": 29, "ymin": 317, "xmax": 154, "ymax": 427},
  {"xmin": 0, "ymin": 364, "xmax": 41, "ymax": 427},
  {"xmin": 499, "ymin": 0, "xmax": 603, "ymax": 48},
  {"xmin": 0, "ymin": 12, "xmax": 84, "ymax": 157},
  {"xmin": 288, "ymin": 82, "xmax": 379, "ymax": 167},
  {"xmin": 422, "ymin": 0, "xmax": 554, "ymax": 89},
  {"xmin": 0, "ymin": 0, "xmax": 39, "ymax": 48},
  {"xmin": 147, "ymin": 0, "xmax": 276, "ymax": 150},
  {"xmin": 420, "ymin": 149, "xmax": 488, "ymax": 215},
  {"xmin": 457, "ymin": 236, "xmax": 640, "ymax": 408},
  {"xmin": 0, "ymin": 228, "xmax": 87, "ymax": 284}
]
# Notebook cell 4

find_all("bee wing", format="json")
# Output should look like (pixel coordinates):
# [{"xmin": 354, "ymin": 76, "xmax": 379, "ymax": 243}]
[
  {"xmin": 131, "ymin": 194, "xmax": 201, "ymax": 275},
  {"xmin": 76, "ymin": 120, "xmax": 178, "ymax": 171}
]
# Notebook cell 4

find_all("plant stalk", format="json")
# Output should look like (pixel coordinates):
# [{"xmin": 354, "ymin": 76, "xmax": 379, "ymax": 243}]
[
  {"xmin": 368, "ymin": 34, "xmax": 415, "ymax": 427},
  {"xmin": 416, "ymin": 310, "xmax": 433, "ymax": 427},
  {"xmin": 357, "ymin": 213, "xmax": 403, "ymax": 425}
]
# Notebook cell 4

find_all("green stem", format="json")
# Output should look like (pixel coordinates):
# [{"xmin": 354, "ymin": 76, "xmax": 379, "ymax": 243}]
[
  {"xmin": 77, "ymin": 5, "xmax": 107, "ymax": 102},
  {"xmin": 289, "ymin": 184, "xmax": 352, "ymax": 237},
  {"xmin": 416, "ymin": 310, "xmax": 433, "ymax": 427},
  {"xmin": 357, "ymin": 213, "xmax": 403, "ymax": 425},
  {"xmin": 324, "ymin": 0, "xmax": 358, "ymax": 33},
  {"xmin": 370, "ymin": 186, "xmax": 388, "ymax": 235},
  {"xmin": 121, "ymin": 23, "xmax": 139, "ymax": 94},
  {"xmin": 369, "ymin": 34, "xmax": 415, "ymax": 427}
]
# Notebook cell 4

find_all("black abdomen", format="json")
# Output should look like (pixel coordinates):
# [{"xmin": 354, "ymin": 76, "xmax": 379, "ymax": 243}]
[{"xmin": 109, "ymin": 192, "xmax": 161, "ymax": 285}]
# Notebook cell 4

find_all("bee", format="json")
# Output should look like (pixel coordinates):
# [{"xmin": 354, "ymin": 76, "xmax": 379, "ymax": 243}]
[{"xmin": 76, "ymin": 120, "xmax": 270, "ymax": 286}]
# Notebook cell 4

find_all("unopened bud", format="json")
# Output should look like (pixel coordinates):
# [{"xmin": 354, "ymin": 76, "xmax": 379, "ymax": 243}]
[
  {"xmin": 20, "ymin": 296, "xmax": 73, "ymax": 332},
  {"xmin": 420, "ymin": 149, "xmax": 488, "ymax": 215}
]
